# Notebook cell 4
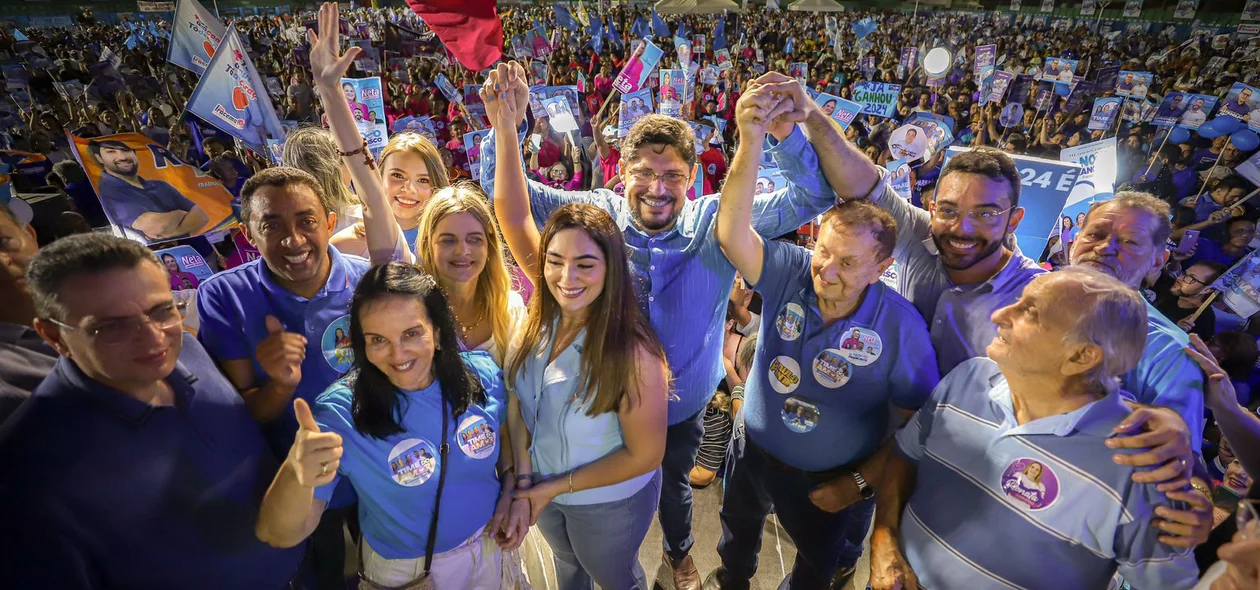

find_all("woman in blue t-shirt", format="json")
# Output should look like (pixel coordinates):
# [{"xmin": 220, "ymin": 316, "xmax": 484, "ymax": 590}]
[{"xmin": 255, "ymin": 261, "xmax": 529, "ymax": 588}]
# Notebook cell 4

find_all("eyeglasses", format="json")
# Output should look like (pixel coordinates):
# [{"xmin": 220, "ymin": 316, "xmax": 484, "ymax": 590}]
[
  {"xmin": 45, "ymin": 302, "xmax": 184, "ymax": 347},
  {"xmin": 628, "ymin": 168, "xmax": 689, "ymax": 187},
  {"xmin": 931, "ymin": 205, "xmax": 1016, "ymax": 227},
  {"xmin": 1179, "ymin": 273, "xmax": 1209, "ymax": 286}
]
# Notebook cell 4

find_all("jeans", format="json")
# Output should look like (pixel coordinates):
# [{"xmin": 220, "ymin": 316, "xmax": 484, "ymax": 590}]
[
  {"xmin": 536, "ymin": 471, "xmax": 662, "ymax": 590},
  {"xmin": 660, "ymin": 408, "xmax": 706, "ymax": 561},
  {"xmin": 717, "ymin": 435, "xmax": 876, "ymax": 590}
]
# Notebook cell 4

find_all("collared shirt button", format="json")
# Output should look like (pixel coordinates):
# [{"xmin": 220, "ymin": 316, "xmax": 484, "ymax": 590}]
[
  {"xmin": 935, "ymin": 319, "xmax": 943, "ymax": 324},
  {"xmin": 649, "ymin": 296, "xmax": 656, "ymax": 302},
  {"xmin": 650, "ymin": 265, "xmax": 656, "ymax": 270}
]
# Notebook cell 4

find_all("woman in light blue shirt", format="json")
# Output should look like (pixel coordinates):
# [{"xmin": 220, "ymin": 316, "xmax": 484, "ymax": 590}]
[{"xmin": 502, "ymin": 203, "xmax": 671, "ymax": 589}]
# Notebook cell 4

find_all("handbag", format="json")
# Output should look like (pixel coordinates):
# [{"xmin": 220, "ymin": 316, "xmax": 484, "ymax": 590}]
[{"xmin": 358, "ymin": 396, "xmax": 451, "ymax": 590}]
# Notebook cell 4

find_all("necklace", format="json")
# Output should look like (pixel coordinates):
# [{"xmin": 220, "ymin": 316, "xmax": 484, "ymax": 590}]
[{"xmin": 439, "ymin": 286, "xmax": 484, "ymax": 338}]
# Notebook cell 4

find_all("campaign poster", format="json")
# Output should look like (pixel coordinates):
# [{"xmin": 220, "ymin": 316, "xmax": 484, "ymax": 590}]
[
  {"xmin": 692, "ymin": 34, "xmax": 706, "ymax": 56},
  {"xmin": 463, "ymin": 129, "xmax": 491, "ymax": 180},
  {"xmin": 714, "ymin": 49, "xmax": 732, "ymax": 72},
  {"xmin": 1011, "ymin": 0, "xmax": 1021, "ymax": 9},
  {"xmin": 700, "ymin": 65, "xmax": 719, "ymax": 86},
  {"xmin": 1095, "ymin": 64, "xmax": 1120, "ymax": 91},
  {"xmin": 1123, "ymin": 0, "xmax": 1142, "ymax": 17},
  {"xmin": 463, "ymin": 84, "xmax": 488, "ymax": 128},
  {"xmin": 166, "ymin": 0, "xmax": 225, "ymax": 75},
  {"xmin": 1040, "ymin": 57, "xmax": 1078, "ymax": 84},
  {"xmin": 341, "ymin": 77, "xmax": 388, "ymax": 161},
  {"xmin": 897, "ymin": 47, "xmax": 919, "ymax": 79},
  {"xmin": 183, "ymin": 25, "xmax": 285, "ymax": 149},
  {"xmin": 434, "ymin": 73, "xmax": 461, "ymax": 104},
  {"xmin": 1173, "ymin": 0, "xmax": 1198, "ymax": 19},
  {"xmin": 1245, "ymin": 0, "xmax": 1260, "ymax": 21},
  {"xmin": 1040, "ymin": 0, "xmax": 1054, "ymax": 12},
  {"xmin": 612, "ymin": 39, "xmax": 663, "ymax": 94},
  {"xmin": 1210, "ymin": 251, "xmax": 1260, "ymax": 318},
  {"xmin": 853, "ymin": 82, "xmax": 902, "ymax": 118},
  {"xmin": 540, "ymin": 95, "xmax": 578, "ymax": 133},
  {"xmin": 1151, "ymin": 93, "xmax": 1216, "ymax": 129},
  {"xmin": 1218, "ymin": 82, "xmax": 1260, "ymax": 131},
  {"xmin": 946, "ymin": 146, "xmax": 1081, "ymax": 260},
  {"xmin": 1056, "ymin": 138, "xmax": 1118, "ymax": 259},
  {"xmin": 1080, "ymin": 0, "xmax": 1097, "ymax": 15},
  {"xmin": 814, "ymin": 93, "xmax": 863, "ymax": 131},
  {"xmin": 885, "ymin": 158, "xmax": 913, "ymax": 200},
  {"xmin": 904, "ymin": 112, "xmax": 956, "ymax": 158},
  {"xmin": 154, "ymin": 244, "xmax": 214, "ymax": 290},
  {"xmin": 71, "ymin": 133, "xmax": 236, "ymax": 245},
  {"xmin": 888, "ymin": 125, "xmax": 928, "ymax": 161},
  {"xmin": 392, "ymin": 116, "xmax": 436, "ymax": 141},
  {"xmin": 1115, "ymin": 70, "xmax": 1153, "ymax": 100},
  {"xmin": 789, "ymin": 62, "xmax": 809, "ymax": 86},
  {"xmin": 618, "ymin": 87, "xmax": 654, "ymax": 137},
  {"xmin": 987, "ymin": 71, "xmax": 1015, "ymax": 106},
  {"xmin": 1088, "ymin": 97, "xmax": 1122, "ymax": 131},
  {"xmin": 659, "ymin": 69, "xmax": 686, "ymax": 117}
]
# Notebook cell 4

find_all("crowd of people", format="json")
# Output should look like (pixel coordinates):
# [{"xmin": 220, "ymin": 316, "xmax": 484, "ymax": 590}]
[{"xmin": 1, "ymin": 1, "xmax": 1260, "ymax": 589}]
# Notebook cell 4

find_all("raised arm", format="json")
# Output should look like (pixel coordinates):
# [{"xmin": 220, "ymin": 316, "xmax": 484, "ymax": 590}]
[
  {"xmin": 256, "ymin": 399, "xmax": 340, "ymax": 549},
  {"xmin": 485, "ymin": 62, "xmax": 544, "ymax": 282},
  {"xmin": 717, "ymin": 83, "xmax": 794, "ymax": 285},
  {"xmin": 308, "ymin": 1, "xmax": 405, "ymax": 265}
]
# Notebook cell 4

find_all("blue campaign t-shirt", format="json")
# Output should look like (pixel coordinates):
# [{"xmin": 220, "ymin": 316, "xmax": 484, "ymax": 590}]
[
  {"xmin": 312, "ymin": 351, "xmax": 507, "ymax": 559},
  {"xmin": 196, "ymin": 247, "xmax": 371, "ymax": 465},
  {"xmin": 98, "ymin": 172, "xmax": 198, "ymax": 228},
  {"xmin": 745, "ymin": 239, "xmax": 941, "ymax": 471}
]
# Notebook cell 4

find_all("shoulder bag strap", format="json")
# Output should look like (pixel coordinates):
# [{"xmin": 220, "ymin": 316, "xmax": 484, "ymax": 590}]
[{"xmin": 423, "ymin": 395, "xmax": 450, "ymax": 575}]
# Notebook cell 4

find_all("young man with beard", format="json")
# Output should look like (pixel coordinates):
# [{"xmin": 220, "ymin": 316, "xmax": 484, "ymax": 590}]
[
  {"xmin": 482, "ymin": 63, "xmax": 839, "ymax": 590},
  {"xmin": 1153, "ymin": 260, "xmax": 1226, "ymax": 339},
  {"xmin": 88, "ymin": 139, "xmax": 209, "ymax": 241},
  {"xmin": 196, "ymin": 167, "xmax": 369, "ymax": 589},
  {"xmin": 0, "ymin": 234, "xmax": 303, "ymax": 588},
  {"xmin": 707, "ymin": 85, "xmax": 940, "ymax": 590}
]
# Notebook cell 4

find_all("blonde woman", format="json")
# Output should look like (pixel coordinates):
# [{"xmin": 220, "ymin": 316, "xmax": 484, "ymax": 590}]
[{"xmin": 280, "ymin": 126, "xmax": 363, "ymax": 234}]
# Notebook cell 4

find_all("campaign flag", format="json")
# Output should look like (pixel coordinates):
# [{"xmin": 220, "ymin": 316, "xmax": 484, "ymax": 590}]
[
  {"xmin": 1115, "ymin": 70, "xmax": 1153, "ymax": 99},
  {"xmin": 555, "ymin": 5, "xmax": 580, "ymax": 32},
  {"xmin": 713, "ymin": 17, "xmax": 727, "ymax": 51},
  {"xmin": 184, "ymin": 25, "xmax": 286, "ymax": 150},
  {"xmin": 1152, "ymin": 92, "xmax": 1217, "ymax": 129},
  {"xmin": 1057, "ymin": 138, "xmax": 1118, "ymax": 246},
  {"xmin": 853, "ymin": 82, "xmax": 902, "ymax": 118},
  {"xmin": 987, "ymin": 70, "xmax": 1015, "ymax": 106},
  {"xmin": 631, "ymin": 17, "xmax": 650, "ymax": 39},
  {"xmin": 463, "ymin": 129, "xmax": 491, "ymax": 178},
  {"xmin": 403, "ymin": 0, "xmax": 503, "ymax": 71},
  {"xmin": 651, "ymin": 10, "xmax": 670, "ymax": 38},
  {"xmin": 1173, "ymin": 0, "xmax": 1198, "ymax": 19},
  {"xmin": 659, "ymin": 69, "xmax": 686, "ymax": 117},
  {"xmin": 1123, "ymin": 0, "xmax": 1142, "ymax": 17},
  {"xmin": 675, "ymin": 21, "xmax": 687, "ymax": 40},
  {"xmin": 814, "ymin": 93, "xmax": 863, "ymax": 131},
  {"xmin": 618, "ymin": 87, "xmax": 654, "ymax": 137},
  {"xmin": 1209, "ymin": 251, "xmax": 1260, "ymax": 318},
  {"xmin": 100, "ymin": 46, "xmax": 123, "ymax": 70},
  {"xmin": 126, "ymin": 34, "xmax": 142, "ymax": 51},
  {"xmin": 784, "ymin": 37, "xmax": 794, "ymax": 55},
  {"xmin": 1088, "ymin": 97, "xmax": 1122, "ymax": 130},
  {"xmin": 613, "ymin": 39, "xmax": 663, "ymax": 94},
  {"xmin": 852, "ymin": 17, "xmax": 878, "ymax": 40},
  {"xmin": 576, "ymin": 0, "xmax": 591, "ymax": 27},
  {"xmin": 12, "ymin": 29, "xmax": 28, "ymax": 42},
  {"xmin": 1095, "ymin": 64, "xmax": 1120, "ymax": 90},
  {"xmin": 166, "ymin": 0, "xmax": 226, "ymax": 75},
  {"xmin": 1218, "ymin": 82, "xmax": 1260, "ymax": 131},
  {"xmin": 946, "ymin": 146, "xmax": 1081, "ymax": 259},
  {"xmin": 589, "ymin": 19, "xmax": 604, "ymax": 54},
  {"xmin": 434, "ymin": 73, "xmax": 461, "ymax": 103},
  {"xmin": 607, "ymin": 17, "xmax": 623, "ymax": 49},
  {"xmin": 70, "ymin": 133, "xmax": 236, "ymax": 245},
  {"xmin": 541, "ymin": 95, "xmax": 579, "ymax": 133}
]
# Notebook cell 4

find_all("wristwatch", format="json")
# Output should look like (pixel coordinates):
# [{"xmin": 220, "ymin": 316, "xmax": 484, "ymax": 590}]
[{"xmin": 852, "ymin": 470, "xmax": 874, "ymax": 500}]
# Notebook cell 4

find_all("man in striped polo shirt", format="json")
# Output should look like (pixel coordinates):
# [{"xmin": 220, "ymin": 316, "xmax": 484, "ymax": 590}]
[{"xmin": 870, "ymin": 268, "xmax": 1200, "ymax": 590}]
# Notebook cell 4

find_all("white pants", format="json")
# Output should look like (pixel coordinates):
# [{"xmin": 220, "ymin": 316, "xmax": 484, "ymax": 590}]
[{"xmin": 362, "ymin": 526, "xmax": 509, "ymax": 590}]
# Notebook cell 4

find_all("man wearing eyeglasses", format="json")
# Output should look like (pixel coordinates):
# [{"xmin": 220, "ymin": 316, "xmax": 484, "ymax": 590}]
[
  {"xmin": 1152, "ymin": 261, "xmax": 1227, "ymax": 339},
  {"xmin": 0, "ymin": 233, "xmax": 302, "ymax": 588},
  {"xmin": 483, "ymin": 63, "xmax": 839, "ymax": 590}
]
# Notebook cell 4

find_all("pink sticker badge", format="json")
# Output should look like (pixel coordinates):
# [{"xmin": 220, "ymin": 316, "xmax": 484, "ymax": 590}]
[{"xmin": 1000, "ymin": 458, "xmax": 1060, "ymax": 511}]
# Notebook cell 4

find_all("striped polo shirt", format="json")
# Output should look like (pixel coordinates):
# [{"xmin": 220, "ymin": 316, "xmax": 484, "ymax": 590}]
[{"xmin": 894, "ymin": 358, "xmax": 1199, "ymax": 590}]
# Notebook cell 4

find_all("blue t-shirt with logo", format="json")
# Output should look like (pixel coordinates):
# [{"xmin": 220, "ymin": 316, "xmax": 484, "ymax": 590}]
[
  {"xmin": 312, "ymin": 351, "xmax": 506, "ymax": 559},
  {"xmin": 745, "ymin": 239, "xmax": 941, "ymax": 471}
]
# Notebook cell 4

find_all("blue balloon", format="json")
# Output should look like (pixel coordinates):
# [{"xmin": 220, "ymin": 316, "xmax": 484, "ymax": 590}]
[
  {"xmin": 1231, "ymin": 130, "xmax": 1260, "ymax": 152},
  {"xmin": 1197, "ymin": 119, "xmax": 1227, "ymax": 139},
  {"xmin": 1168, "ymin": 127, "xmax": 1191, "ymax": 144},
  {"xmin": 1212, "ymin": 116, "xmax": 1246, "ymax": 135}
]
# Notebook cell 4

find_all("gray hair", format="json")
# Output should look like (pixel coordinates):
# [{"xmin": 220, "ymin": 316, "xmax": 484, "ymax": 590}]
[
  {"xmin": 25, "ymin": 233, "xmax": 162, "ymax": 321},
  {"xmin": 1055, "ymin": 266, "xmax": 1149, "ymax": 395},
  {"xmin": 281, "ymin": 126, "xmax": 360, "ymax": 212},
  {"xmin": 1085, "ymin": 191, "xmax": 1173, "ymax": 248}
]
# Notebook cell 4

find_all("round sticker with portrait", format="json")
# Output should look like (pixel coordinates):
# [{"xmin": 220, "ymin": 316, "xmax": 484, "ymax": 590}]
[
  {"xmin": 887, "ymin": 124, "xmax": 929, "ymax": 161},
  {"xmin": 388, "ymin": 438, "xmax": 439, "ymax": 487},
  {"xmin": 767, "ymin": 355, "xmax": 802, "ymax": 394},
  {"xmin": 456, "ymin": 413, "xmax": 497, "ymax": 460},
  {"xmin": 776, "ymin": 302, "xmax": 805, "ymax": 342},
  {"xmin": 811, "ymin": 348, "xmax": 853, "ymax": 389},
  {"xmin": 322, "ymin": 315, "xmax": 354, "ymax": 372},
  {"xmin": 999, "ymin": 458, "xmax": 1061, "ymax": 511},
  {"xmin": 836, "ymin": 327, "xmax": 883, "ymax": 366},
  {"xmin": 781, "ymin": 396, "xmax": 820, "ymax": 433}
]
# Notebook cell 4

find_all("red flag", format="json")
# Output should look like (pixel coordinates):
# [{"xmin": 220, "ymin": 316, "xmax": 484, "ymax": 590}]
[{"xmin": 404, "ymin": 0, "xmax": 503, "ymax": 71}]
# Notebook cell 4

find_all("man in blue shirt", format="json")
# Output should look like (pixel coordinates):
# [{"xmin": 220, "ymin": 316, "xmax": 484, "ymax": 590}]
[
  {"xmin": 871, "ymin": 268, "xmax": 1201, "ymax": 590},
  {"xmin": 89, "ymin": 138, "xmax": 209, "ymax": 241},
  {"xmin": 0, "ymin": 233, "xmax": 302, "ymax": 588},
  {"xmin": 196, "ymin": 166, "xmax": 370, "ymax": 589},
  {"xmin": 481, "ymin": 64, "xmax": 838, "ymax": 588},
  {"xmin": 708, "ymin": 83, "xmax": 940, "ymax": 590}
]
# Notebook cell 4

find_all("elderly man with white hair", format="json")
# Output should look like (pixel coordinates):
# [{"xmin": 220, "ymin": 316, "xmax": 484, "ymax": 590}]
[{"xmin": 869, "ymin": 267, "xmax": 1200, "ymax": 590}]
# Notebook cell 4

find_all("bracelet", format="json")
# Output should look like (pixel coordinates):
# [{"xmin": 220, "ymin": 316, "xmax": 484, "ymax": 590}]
[
  {"xmin": 339, "ymin": 138, "xmax": 376, "ymax": 170},
  {"xmin": 568, "ymin": 470, "xmax": 574, "ymax": 495}
]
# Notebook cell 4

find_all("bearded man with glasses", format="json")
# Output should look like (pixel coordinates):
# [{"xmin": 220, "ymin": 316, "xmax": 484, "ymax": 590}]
[{"xmin": 0, "ymin": 233, "xmax": 302, "ymax": 588}]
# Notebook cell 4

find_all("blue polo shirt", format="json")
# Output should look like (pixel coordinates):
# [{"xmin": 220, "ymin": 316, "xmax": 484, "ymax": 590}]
[
  {"xmin": 98, "ymin": 172, "xmax": 198, "ymax": 228},
  {"xmin": 745, "ymin": 239, "xmax": 940, "ymax": 471},
  {"xmin": 895, "ymin": 358, "xmax": 1199, "ymax": 590},
  {"xmin": 1121, "ymin": 302, "xmax": 1205, "ymax": 448},
  {"xmin": 0, "ymin": 334, "xmax": 303, "ymax": 589},
  {"xmin": 197, "ymin": 246, "xmax": 370, "ymax": 507},
  {"xmin": 312, "ymin": 351, "xmax": 506, "ymax": 559}
]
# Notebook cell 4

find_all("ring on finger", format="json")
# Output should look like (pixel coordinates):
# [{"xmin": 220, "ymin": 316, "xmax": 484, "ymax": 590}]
[{"xmin": 320, "ymin": 462, "xmax": 330, "ymax": 476}]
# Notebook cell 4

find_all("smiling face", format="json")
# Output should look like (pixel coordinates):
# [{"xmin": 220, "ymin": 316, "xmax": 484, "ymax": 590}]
[
  {"xmin": 360, "ymin": 294, "xmax": 437, "ymax": 391},
  {"xmin": 810, "ymin": 220, "xmax": 892, "ymax": 303},
  {"xmin": 929, "ymin": 172, "xmax": 1022, "ymax": 271},
  {"xmin": 620, "ymin": 144, "xmax": 692, "ymax": 234},
  {"xmin": 342, "ymin": 83, "xmax": 356, "ymax": 102},
  {"xmin": 544, "ymin": 227, "xmax": 607, "ymax": 318},
  {"xmin": 1068, "ymin": 203, "xmax": 1165, "ymax": 288},
  {"xmin": 429, "ymin": 211, "xmax": 488, "ymax": 286},
  {"xmin": 95, "ymin": 144, "xmax": 139, "ymax": 177},
  {"xmin": 381, "ymin": 150, "xmax": 434, "ymax": 225},
  {"xmin": 243, "ymin": 182, "xmax": 335, "ymax": 295}
]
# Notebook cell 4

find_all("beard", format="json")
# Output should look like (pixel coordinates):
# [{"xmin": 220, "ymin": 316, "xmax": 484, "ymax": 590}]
[
  {"xmin": 1072, "ymin": 253, "xmax": 1149, "ymax": 288},
  {"xmin": 628, "ymin": 190, "xmax": 682, "ymax": 232},
  {"xmin": 932, "ymin": 232, "xmax": 1004, "ymax": 271}
]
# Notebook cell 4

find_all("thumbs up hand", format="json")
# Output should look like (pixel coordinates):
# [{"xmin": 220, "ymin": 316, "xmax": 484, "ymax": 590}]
[
  {"xmin": 288, "ymin": 398, "xmax": 343, "ymax": 488},
  {"xmin": 257, "ymin": 315, "xmax": 307, "ymax": 388}
]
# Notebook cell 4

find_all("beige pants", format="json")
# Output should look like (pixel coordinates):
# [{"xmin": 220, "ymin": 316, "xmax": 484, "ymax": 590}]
[{"xmin": 361, "ymin": 526, "xmax": 518, "ymax": 590}]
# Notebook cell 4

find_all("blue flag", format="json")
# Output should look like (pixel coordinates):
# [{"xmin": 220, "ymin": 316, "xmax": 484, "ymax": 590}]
[
  {"xmin": 675, "ymin": 21, "xmax": 687, "ymax": 40},
  {"xmin": 605, "ymin": 16, "xmax": 622, "ymax": 49},
  {"xmin": 126, "ymin": 34, "xmax": 141, "ymax": 51},
  {"xmin": 631, "ymin": 17, "xmax": 649, "ymax": 39},
  {"xmin": 555, "ymin": 6, "xmax": 580, "ymax": 32},
  {"xmin": 785, "ymin": 37, "xmax": 794, "ymax": 55},
  {"xmin": 12, "ymin": 29, "xmax": 27, "ymax": 42},
  {"xmin": 166, "ymin": 0, "xmax": 227, "ymax": 75},
  {"xmin": 851, "ymin": 17, "xmax": 878, "ymax": 39},
  {"xmin": 713, "ymin": 18, "xmax": 727, "ymax": 51},
  {"xmin": 651, "ymin": 10, "xmax": 670, "ymax": 38},
  {"xmin": 589, "ymin": 18, "xmax": 604, "ymax": 54},
  {"xmin": 184, "ymin": 25, "xmax": 285, "ymax": 149}
]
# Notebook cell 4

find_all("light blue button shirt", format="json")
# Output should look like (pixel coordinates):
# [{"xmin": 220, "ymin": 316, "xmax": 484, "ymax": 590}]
[
  {"xmin": 481, "ymin": 125, "xmax": 838, "ymax": 424},
  {"xmin": 1121, "ymin": 302, "xmax": 1206, "ymax": 446},
  {"xmin": 514, "ymin": 327, "xmax": 654, "ymax": 506}
]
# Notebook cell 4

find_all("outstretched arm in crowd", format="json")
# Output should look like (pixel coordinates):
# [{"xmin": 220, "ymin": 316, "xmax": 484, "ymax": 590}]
[
  {"xmin": 308, "ymin": 1, "xmax": 406, "ymax": 265},
  {"xmin": 256, "ymin": 399, "xmax": 338, "ymax": 548},
  {"xmin": 485, "ymin": 61, "xmax": 544, "ymax": 281},
  {"xmin": 1187, "ymin": 335, "xmax": 1260, "ymax": 481}
]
